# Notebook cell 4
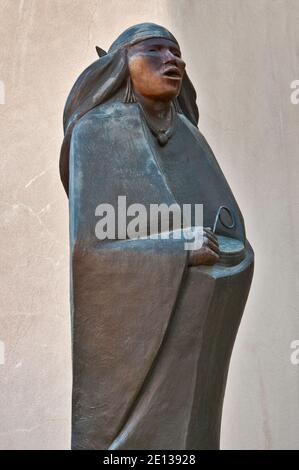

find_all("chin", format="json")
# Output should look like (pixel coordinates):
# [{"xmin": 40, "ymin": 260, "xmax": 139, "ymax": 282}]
[
  {"xmin": 154, "ymin": 85, "xmax": 181, "ymax": 101},
  {"xmin": 163, "ymin": 83, "xmax": 181, "ymax": 98}
]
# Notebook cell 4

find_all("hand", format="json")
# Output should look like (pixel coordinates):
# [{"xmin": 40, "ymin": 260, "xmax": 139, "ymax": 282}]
[{"xmin": 188, "ymin": 227, "xmax": 220, "ymax": 266}]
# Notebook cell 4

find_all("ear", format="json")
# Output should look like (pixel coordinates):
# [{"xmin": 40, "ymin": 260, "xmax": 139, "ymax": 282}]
[{"xmin": 96, "ymin": 46, "xmax": 107, "ymax": 58}]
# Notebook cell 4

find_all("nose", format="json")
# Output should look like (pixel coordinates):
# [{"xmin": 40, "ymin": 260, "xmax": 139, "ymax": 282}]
[{"xmin": 163, "ymin": 49, "xmax": 185, "ymax": 69}]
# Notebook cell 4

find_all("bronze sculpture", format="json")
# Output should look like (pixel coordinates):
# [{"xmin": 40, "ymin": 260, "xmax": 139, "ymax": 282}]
[{"xmin": 60, "ymin": 23, "xmax": 254, "ymax": 450}]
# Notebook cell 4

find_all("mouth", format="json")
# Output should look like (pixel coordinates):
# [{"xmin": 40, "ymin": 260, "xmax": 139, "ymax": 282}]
[{"xmin": 161, "ymin": 67, "xmax": 182, "ymax": 80}]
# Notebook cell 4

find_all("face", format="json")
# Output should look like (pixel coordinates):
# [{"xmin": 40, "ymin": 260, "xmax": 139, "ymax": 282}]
[{"xmin": 127, "ymin": 38, "xmax": 186, "ymax": 101}]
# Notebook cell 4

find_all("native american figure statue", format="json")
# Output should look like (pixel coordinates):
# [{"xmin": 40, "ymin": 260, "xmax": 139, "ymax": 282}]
[{"xmin": 60, "ymin": 23, "xmax": 254, "ymax": 450}]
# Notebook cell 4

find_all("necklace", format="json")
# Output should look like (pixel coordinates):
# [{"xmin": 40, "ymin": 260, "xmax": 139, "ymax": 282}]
[{"xmin": 139, "ymin": 102, "xmax": 175, "ymax": 146}]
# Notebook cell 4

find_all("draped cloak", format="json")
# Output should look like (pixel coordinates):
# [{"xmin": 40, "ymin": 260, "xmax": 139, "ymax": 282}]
[{"xmin": 61, "ymin": 23, "xmax": 254, "ymax": 450}]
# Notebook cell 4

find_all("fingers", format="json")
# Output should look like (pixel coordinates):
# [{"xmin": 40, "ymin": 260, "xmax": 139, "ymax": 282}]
[
  {"xmin": 187, "ymin": 227, "xmax": 221, "ymax": 267},
  {"xmin": 205, "ymin": 237, "xmax": 220, "ymax": 254},
  {"xmin": 201, "ymin": 247, "xmax": 220, "ymax": 266},
  {"xmin": 188, "ymin": 245, "xmax": 220, "ymax": 267},
  {"xmin": 203, "ymin": 227, "xmax": 218, "ymax": 245},
  {"xmin": 203, "ymin": 228, "xmax": 219, "ymax": 254}
]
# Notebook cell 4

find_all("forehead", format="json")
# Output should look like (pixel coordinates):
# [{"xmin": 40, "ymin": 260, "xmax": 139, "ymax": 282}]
[{"xmin": 129, "ymin": 37, "xmax": 181, "ymax": 52}]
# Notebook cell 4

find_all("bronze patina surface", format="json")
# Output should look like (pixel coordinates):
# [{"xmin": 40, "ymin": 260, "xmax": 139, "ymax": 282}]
[{"xmin": 60, "ymin": 23, "xmax": 254, "ymax": 450}]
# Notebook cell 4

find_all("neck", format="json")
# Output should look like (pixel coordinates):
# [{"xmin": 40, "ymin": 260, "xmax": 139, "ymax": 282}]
[{"xmin": 133, "ymin": 91, "xmax": 172, "ymax": 122}]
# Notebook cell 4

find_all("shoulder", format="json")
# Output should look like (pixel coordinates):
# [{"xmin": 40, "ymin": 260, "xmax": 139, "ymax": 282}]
[
  {"xmin": 177, "ymin": 112, "xmax": 223, "ymax": 173},
  {"xmin": 72, "ymin": 102, "xmax": 140, "ymax": 139},
  {"xmin": 177, "ymin": 112, "xmax": 211, "ymax": 150}
]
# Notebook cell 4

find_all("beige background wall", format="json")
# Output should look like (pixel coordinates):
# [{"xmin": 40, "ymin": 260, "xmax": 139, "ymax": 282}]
[{"xmin": 0, "ymin": 0, "xmax": 298, "ymax": 449}]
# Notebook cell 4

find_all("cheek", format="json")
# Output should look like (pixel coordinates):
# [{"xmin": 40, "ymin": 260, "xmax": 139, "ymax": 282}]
[
  {"xmin": 128, "ymin": 55, "xmax": 181, "ymax": 98},
  {"xmin": 129, "ymin": 56, "xmax": 161, "ymax": 93}
]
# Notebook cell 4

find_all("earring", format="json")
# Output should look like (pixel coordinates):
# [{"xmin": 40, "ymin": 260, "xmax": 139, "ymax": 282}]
[{"xmin": 123, "ymin": 77, "xmax": 136, "ymax": 103}]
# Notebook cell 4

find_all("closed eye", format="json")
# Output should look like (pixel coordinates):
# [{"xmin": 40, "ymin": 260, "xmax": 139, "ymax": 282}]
[{"xmin": 170, "ymin": 48, "xmax": 181, "ymax": 58}]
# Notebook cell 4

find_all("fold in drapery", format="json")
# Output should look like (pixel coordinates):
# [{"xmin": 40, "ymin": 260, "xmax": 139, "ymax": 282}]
[{"xmin": 69, "ymin": 100, "xmax": 253, "ymax": 449}]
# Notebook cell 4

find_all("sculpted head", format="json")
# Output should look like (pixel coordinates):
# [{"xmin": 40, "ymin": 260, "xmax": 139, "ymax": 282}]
[
  {"xmin": 61, "ymin": 23, "xmax": 199, "ymax": 194},
  {"xmin": 127, "ymin": 38, "xmax": 186, "ymax": 102}
]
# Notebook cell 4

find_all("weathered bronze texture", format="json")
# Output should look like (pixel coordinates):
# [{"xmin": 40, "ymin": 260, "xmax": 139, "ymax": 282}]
[{"xmin": 60, "ymin": 23, "xmax": 254, "ymax": 450}]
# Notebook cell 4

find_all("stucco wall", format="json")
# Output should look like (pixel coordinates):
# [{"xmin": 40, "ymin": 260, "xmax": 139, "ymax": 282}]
[{"xmin": 0, "ymin": 0, "xmax": 298, "ymax": 449}]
